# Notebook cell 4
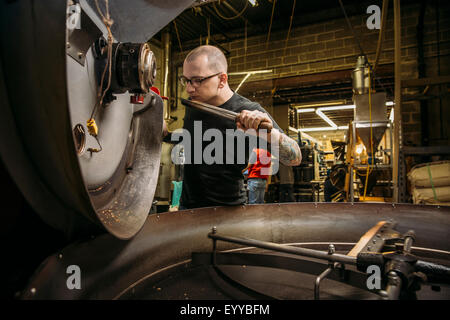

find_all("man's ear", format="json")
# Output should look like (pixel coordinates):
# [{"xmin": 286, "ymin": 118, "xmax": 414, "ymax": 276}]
[{"xmin": 218, "ymin": 73, "xmax": 228, "ymax": 88}]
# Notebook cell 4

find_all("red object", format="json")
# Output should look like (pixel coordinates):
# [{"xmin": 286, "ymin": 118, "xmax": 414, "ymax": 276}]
[
  {"xmin": 247, "ymin": 148, "xmax": 272, "ymax": 179},
  {"xmin": 150, "ymin": 86, "xmax": 169, "ymax": 100},
  {"xmin": 130, "ymin": 94, "xmax": 145, "ymax": 104}
]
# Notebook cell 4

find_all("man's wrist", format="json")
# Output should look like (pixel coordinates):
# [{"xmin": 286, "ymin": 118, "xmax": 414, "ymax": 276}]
[{"xmin": 268, "ymin": 128, "xmax": 281, "ymax": 143}]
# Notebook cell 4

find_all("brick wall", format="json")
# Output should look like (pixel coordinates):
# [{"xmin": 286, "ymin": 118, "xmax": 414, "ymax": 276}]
[{"xmin": 170, "ymin": 2, "xmax": 450, "ymax": 146}]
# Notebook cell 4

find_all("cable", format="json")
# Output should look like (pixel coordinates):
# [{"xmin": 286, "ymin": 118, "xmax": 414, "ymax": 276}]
[
  {"xmin": 338, "ymin": 0, "xmax": 365, "ymax": 56},
  {"xmin": 87, "ymin": 0, "xmax": 115, "ymax": 153},
  {"xmin": 266, "ymin": 0, "xmax": 277, "ymax": 48},
  {"xmin": 283, "ymin": 0, "xmax": 296, "ymax": 56},
  {"xmin": 373, "ymin": 0, "xmax": 389, "ymax": 73},
  {"xmin": 173, "ymin": 20, "xmax": 183, "ymax": 54},
  {"xmin": 338, "ymin": 0, "xmax": 394, "ymax": 99},
  {"xmin": 213, "ymin": 0, "xmax": 248, "ymax": 21},
  {"xmin": 362, "ymin": 68, "xmax": 374, "ymax": 201}
]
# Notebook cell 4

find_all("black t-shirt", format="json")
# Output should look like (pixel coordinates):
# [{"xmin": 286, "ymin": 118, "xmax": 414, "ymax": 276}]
[{"xmin": 179, "ymin": 93, "xmax": 283, "ymax": 209}]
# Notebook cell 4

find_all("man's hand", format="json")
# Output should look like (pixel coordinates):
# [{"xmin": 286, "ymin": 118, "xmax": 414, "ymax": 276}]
[
  {"xmin": 236, "ymin": 110, "xmax": 273, "ymax": 134},
  {"xmin": 236, "ymin": 109, "xmax": 302, "ymax": 167}
]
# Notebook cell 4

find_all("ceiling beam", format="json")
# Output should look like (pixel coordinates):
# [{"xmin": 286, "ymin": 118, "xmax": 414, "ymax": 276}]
[{"xmin": 238, "ymin": 64, "xmax": 394, "ymax": 93}]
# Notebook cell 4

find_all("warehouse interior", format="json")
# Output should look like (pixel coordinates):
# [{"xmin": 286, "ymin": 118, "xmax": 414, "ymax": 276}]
[
  {"xmin": 0, "ymin": 0, "xmax": 449, "ymax": 301},
  {"xmin": 150, "ymin": 0, "xmax": 450, "ymax": 210}
]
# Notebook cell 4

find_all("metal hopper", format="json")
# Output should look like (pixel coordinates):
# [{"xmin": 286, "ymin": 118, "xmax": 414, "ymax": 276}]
[{"xmin": 354, "ymin": 92, "xmax": 388, "ymax": 156}]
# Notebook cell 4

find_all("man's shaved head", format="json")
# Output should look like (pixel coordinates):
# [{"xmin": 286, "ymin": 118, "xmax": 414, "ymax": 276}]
[{"xmin": 185, "ymin": 45, "xmax": 228, "ymax": 73}]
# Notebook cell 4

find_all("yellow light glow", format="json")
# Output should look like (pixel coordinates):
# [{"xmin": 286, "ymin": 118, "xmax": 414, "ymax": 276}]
[{"xmin": 355, "ymin": 144, "xmax": 365, "ymax": 155}]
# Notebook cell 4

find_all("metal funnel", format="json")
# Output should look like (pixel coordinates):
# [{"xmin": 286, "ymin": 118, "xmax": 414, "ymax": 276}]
[{"xmin": 354, "ymin": 92, "xmax": 388, "ymax": 155}]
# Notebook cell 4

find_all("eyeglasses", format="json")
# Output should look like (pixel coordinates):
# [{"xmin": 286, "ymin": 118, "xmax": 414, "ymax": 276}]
[{"xmin": 179, "ymin": 72, "xmax": 222, "ymax": 88}]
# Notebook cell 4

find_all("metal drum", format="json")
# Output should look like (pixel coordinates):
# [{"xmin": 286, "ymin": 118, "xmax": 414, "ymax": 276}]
[
  {"xmin": 21, "ymin": 203, "xmax": 450, "ymax": 300},
  {"xmin": 0, "ymin": 0, "xmax": 193, "ymax": 240}
]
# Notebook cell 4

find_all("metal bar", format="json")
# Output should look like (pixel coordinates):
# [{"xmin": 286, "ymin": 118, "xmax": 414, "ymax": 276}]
[
  {"xmin": 314, "ymin": 265, "xmax": 334, "ymax": 300},
  {"xmin": 403, "ymin": 146, "xmax": 450, "ymax": 155},
  {"xmin": 208, "ymin": 232, "xmax": 357, "ymax": 265},
  {"xmin": 181, "ymin": 98, "xmax": 237, "ymax": 120},
  {"xmin": 393, "ymin": 0, "xmax": 401, "ymax": 202},
  {"xmin": 401, "ymin": 75, "xmax": 450, "ymax": 87},
  {"xmin": 385, "ymin": 271, "xmax": 402, "ymax": 300},
  {"xmin": 192, "ymin": 252, "xmax": 373, "ymax": 293}
]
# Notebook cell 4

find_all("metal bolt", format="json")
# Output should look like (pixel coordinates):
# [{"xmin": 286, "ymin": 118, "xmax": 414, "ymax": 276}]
[
  {"xmin": 58, "ymin": 254, "xmax": 63, "ymax": 259},
  {"xmin": 212, "ymin": 226, "xmax": 217, "ymax": 234},
  {"xmin": 78, "ymin": 52, "xmax": 83, "ymax": 59},
  {"xmin": 30, "ymin": 288, "xmax": 36, "ymax": 295},
  {"xmin": 66, "ymin": 42, "xmax": 71, "ymax": 48},
  {"xmin": 367, "ymin": 246, "xmax": 371, "ymax": 250},
  {"xmin": 328, "ymin": 244, "xmax": 335, "ymax": 255},
  {"xmin": 373, "ymin": 239, "xmax": 377, "ymax": 244}
]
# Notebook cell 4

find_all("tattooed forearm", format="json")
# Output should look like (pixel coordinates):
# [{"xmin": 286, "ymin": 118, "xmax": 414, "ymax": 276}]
[{"xmin": 278, "ymin": 133, "xmax": 302, "ymax": 166}]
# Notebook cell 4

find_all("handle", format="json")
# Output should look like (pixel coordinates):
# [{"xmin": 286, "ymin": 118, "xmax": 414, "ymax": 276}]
[{"xmin": 235, "ymin": 113, "xmax": 273, "ymax": 133}]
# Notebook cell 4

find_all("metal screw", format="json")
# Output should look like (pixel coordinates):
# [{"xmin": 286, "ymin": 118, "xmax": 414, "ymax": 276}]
[
  {"xmin": 212, "ymin": 226, "xmax": 217, "ymax": 234},
  {"xmin": 66, "ymin": 42, "xmax": 71, "ymax": 48},
  {"xmin": 78, "ymin": 52, "xmax": 83, "ymax": 59},
  {"xmin": 373, "ymin": 239, "xmax": 377, "ymax": 244}
]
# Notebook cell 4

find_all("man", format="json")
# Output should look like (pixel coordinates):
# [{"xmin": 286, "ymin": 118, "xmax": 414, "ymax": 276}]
[
  {"xmin": 178, "ymin": 45, "xmax": 301, "ymax": 209},
  {"xmin": 244, "ymin": 148, "xmax": 272, "ymax": 204},
  {"xmin": 278, "ymin": 163, "xmax": 295, "ymax": 202}
]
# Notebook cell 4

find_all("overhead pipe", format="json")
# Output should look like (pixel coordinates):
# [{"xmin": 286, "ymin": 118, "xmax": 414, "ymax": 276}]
[
  {"xmin": 162, "ymin": 28, "xmax": 172, "ymax": 121},
  {"xmin": 393, "ymin": 0, "xmax": 402, "ymax": 202}
]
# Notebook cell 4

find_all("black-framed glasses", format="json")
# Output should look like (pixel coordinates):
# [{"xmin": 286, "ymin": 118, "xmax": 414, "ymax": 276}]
[{"xmin": 179, "ymin": 72, "xmax": 222, "ymax": 88}]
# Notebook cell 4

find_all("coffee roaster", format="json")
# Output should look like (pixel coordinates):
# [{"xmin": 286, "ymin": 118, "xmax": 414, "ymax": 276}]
[{"xmin": 0, "ymin": 1, "xmax": 449, "ymax": 300}]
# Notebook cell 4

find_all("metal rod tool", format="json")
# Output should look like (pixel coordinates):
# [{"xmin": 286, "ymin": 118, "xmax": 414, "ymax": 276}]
[{"xmin": 181, "ymin": 98, "xmax": 273, "ymax": 133}]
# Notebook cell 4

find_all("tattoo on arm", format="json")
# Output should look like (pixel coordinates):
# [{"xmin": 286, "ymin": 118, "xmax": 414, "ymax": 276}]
[{"xmin": 278, "ymin": 133, "xmax": 302, "ymax": 166}]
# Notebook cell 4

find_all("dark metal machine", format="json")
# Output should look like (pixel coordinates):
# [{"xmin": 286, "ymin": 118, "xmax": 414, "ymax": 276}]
[
  {"xmin": 0, "ymin": 1, "xmax": 449, "ymax": 300},
  {"xmin": 20, "ymin": 203, "xmax": 450, "ymax": 300}
]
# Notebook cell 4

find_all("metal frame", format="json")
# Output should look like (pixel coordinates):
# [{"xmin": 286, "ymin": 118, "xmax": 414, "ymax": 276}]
[{"xmin": 349, "ymin": 120, "xmax": 394, "ymax": 202}]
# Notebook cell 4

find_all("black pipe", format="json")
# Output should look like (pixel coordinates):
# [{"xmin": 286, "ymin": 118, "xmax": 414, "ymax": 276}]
[
  {"xmin": 208, "ymin": 232, "xmax": 357, "ymax": 265},
  {"xmin": 417, "ymin": 0, "xmax": 429, "ymax": 146}
]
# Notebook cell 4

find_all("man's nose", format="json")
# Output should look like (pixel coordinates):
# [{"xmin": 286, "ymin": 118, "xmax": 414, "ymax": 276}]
[{"xmin": 186, "ymin": 82, "xmax": 195, "ymax": 93}]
